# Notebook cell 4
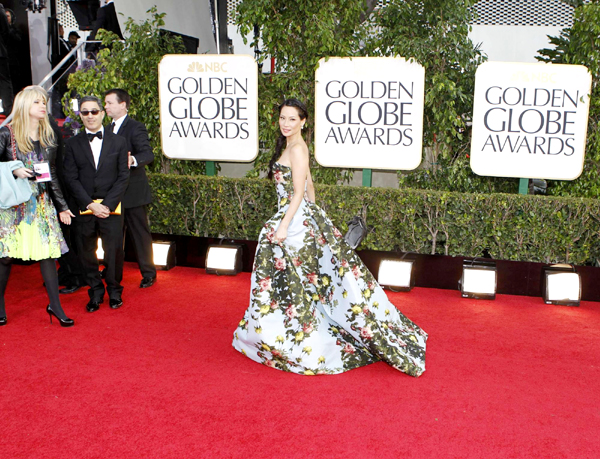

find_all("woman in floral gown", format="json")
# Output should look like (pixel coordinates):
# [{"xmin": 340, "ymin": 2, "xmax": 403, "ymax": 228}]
[{"xmin": 232, "ymin": 99, "xmax": 427, "ymax": 376}]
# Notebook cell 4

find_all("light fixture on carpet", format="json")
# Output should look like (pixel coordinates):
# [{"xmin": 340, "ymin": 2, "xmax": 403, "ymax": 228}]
[
  {"xmin": 96, "ymin": 238, "xmax": 104, "ymax": 261},
  {"xmin": 205, "ymin": 242, "xmax": 243, "ymax": 275},
  {"xmin": 459, "ymin": 259, "xmax": 497, "ymax": 300},
  {"xmin": 378, "ymin": 253, "xmax": 416, "ymax": 292},
  {"xmin": 541, "ymin": 264, "xmax": 581, "ymax": 306},
  {"xmin": 152, "ymin": 241, "xmax": 176, "ymax": 271}
]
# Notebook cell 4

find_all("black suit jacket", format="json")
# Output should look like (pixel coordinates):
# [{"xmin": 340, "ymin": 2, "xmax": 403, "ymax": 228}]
[
  {"xmin": 63, "ymin": 129, "xmax": 129, "ymax": 212},
  {"xmin": 114, "ymin": 116, "xmax": 154, "ymax": 208},
  {"xmin": 49, "ymin": 116, "xmax": 77, "ymax": 212},
  {"xmin": 58, "ymin": 38, "xmax": 71, "ymax": 60}
]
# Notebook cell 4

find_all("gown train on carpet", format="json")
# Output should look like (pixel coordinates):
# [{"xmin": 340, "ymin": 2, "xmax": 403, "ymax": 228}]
[{"xmin": 232, "ymin": 162, "xmax": 427, "ymax": 376}]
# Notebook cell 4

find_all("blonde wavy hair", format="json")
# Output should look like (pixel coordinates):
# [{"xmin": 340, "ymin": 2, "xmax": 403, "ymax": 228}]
[{"xmin": 9, "ymin": 85, "xmax": 56, "ymax": 153}]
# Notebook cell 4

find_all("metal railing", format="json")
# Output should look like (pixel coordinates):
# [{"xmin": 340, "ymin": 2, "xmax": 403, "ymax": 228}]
[{"xmin": 1, "ymin": 41, "xmax": 102, "ymax": 127}]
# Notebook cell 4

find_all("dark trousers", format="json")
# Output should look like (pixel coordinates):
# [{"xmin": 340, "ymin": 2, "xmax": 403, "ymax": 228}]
[
  {"xmin": 57, "ymin": 221, "xmax": 85, "ymax": 287},
  {"xmin": 124, "ymin": 205, "xmax": 156, "ymax": 279},
  {"xmin": 76, "ymin": 213, "xmax": 124, "ymax": 301}
]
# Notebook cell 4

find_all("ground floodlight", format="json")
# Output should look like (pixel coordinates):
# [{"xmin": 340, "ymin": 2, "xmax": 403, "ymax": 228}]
[
  {"xmin": 542, "ymin": 264, "xmax": 581, "ymax": 306},
  {"xmin": 96, "ymin": 238, "xmax": 104, "ymax": 261},
  {"xmin": 206, "ymin": 244, "xmax": 243, "ymax": 275},
  {"xmin": 152, "ymin": 241, "xmax": 176, "ymax": 271},
  {"xmin": 460, "ymin": 259, "xmax": 497, "ymax": 300},
  {"xmin": 378, "ymin": 254, "xmax": 416, "ymax": 292}
]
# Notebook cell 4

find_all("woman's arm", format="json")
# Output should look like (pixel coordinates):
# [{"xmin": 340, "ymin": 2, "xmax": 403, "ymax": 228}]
[
  {"xmin": 275, "ymin": 144, "xmax": 310, "ymax": 242},
  {"xmin": 0, "ymin": 127, "xmax": 34, "ymax": 178},
  {"xmin": 44, "ymin": 145, "xmax": 75, "ymax": 224},
  {"xmin": 305, "ymin": 170, "xmax": 315, "ymax": 203},
  {"xmin": 45, "ymin": 146, "xmax": 69, "ymax": 213},
  {"xmin": 0, "ymin": 127, "xmax": 12, "ymax": 162}
]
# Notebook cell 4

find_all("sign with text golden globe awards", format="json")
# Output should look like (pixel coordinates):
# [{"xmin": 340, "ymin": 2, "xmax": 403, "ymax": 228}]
[
  {"xmin": 315, "ymin": 57, "xmax": 425, "ymax": 170},
  {"xmin": 159, "ymin": 55, "xmax": 258, "ymax": 161},
  {"xmin": 471, "ymin": 62, "xmax": 592, "ymax": 180}
]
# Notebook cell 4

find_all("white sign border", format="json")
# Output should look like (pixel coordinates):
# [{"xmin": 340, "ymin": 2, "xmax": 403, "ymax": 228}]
[
  {"xmin": 470, "ymin": 61, "xmax": 592, "ymax": 181},
  {"xmin": 158, "ymin": 54, "xmax": 259, "ymax": 163},
  {"xmin": 314, "ymin": 56, "xmax": 425, "ymax": 171}
]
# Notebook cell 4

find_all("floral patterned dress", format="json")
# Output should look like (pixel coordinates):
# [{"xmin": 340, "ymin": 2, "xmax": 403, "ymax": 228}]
[
  {"xmin": 0, "ymin": 142, "xmax": 68, "ymax": 260},
  {"xmin": 232, "ymin": 162, "xmax": 427, "ymax": 376}
]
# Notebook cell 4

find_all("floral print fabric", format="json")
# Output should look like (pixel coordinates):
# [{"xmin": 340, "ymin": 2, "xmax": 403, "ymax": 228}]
[
  {"xmin": 0, "ymin": 146, "xmax": 67, "ymax": 260},
  {"xmin": 232, "ymin": 162, "xmax": 427, "ymax": 376}
]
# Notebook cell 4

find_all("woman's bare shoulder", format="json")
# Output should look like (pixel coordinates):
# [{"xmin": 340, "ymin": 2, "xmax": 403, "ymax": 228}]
[{"xmin": 288, "ymin": 142, "xmax": 309, "ymax": 160}]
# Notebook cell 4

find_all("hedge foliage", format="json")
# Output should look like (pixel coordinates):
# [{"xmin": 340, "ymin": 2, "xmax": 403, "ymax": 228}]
[{"xmin": 148, "ymin": 174, "xmax": 600, "ymax": 265}]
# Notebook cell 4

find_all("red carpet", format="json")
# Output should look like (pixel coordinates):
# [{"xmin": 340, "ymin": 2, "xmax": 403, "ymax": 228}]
[{"xmin": 2, "ymin": 263, "xmax": 600, "ymax": 458}]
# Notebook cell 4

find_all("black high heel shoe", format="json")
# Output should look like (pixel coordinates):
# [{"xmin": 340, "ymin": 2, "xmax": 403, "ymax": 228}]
[
  {"xmin": 0, "ymin": 315, "xmax": 6, "ymax": 326},
  {"xmin": 46, "ymin": 305, "xmax": 74, "ymax": 327}
]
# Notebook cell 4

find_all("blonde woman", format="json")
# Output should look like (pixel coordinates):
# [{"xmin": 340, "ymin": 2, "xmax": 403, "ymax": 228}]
[{"xmin": 0, "ymin": 85, "xmax": 75, "ymax": 326}]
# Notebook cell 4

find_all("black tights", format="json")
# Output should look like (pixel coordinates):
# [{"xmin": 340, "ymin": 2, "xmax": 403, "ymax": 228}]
[
  {"xmin": 0, "ymin": 257, "xmax": 11, "ymax": 318},
  {"xmin": 0, "ymin": 257, "xmax": 68, "ymax": 320}
]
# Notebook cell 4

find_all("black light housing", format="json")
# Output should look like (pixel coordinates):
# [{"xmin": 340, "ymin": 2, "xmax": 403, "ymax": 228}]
[
  {"xmin": 459, "ymin": 259, "xmax": 497, "ymax": 300},
  {"xmin": 541, "ymin": 264, "xmax": 581, "ymax": 306}
]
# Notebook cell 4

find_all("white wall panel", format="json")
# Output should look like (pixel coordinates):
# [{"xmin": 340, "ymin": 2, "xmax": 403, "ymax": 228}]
[{"xmin": 115, "ymin": 0, "xmax": 217, "ymax": 54}]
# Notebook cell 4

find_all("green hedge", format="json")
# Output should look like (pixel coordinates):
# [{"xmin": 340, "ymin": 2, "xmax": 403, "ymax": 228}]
[{"xmin": 148, "ymin": 173, "xmax": 600, "ymax": 265}]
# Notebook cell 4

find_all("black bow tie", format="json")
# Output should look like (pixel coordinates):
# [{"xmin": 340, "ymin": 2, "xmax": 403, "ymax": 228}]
[{"xmin": 87, "ymin": 131, "xmax": 103, "ymax": 142}]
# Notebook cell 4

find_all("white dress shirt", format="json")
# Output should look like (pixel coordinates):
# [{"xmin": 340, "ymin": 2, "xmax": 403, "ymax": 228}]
[
  {"xmin": 86, "ymin": 127, "xmax": 105, "ymax": 169},
  {"xmin": 112, "ymin": 114, "xmax": 127, "ymax": 134},
  {"xmin": 111, "ymin": 114, "xmax": 137, "ymax": 167}
]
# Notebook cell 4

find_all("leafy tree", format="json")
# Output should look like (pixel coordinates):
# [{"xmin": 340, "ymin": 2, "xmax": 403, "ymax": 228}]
[
  {"xmin": 236, "ymin": 0, "xmax": 378, "ymax": 184},
  {"xmin": 367, "ymin": 0, "xmax": 516, "ymax": 193},
  {"xmin": 560, "ymin": 0, "xmax": 586, "ymax": 7},
  {"xmin": 64, "ymin": 7, "xmax": 202, "ymax": 175},
  {"xmin": 537, "ymin": 1, "xmax": 600, "ymax": 197}
]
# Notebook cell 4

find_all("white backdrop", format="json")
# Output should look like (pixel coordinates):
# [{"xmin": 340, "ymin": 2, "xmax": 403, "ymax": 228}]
[{"xmin": 115, "ymin": 0, "xmax": 217, "ymax": 53}]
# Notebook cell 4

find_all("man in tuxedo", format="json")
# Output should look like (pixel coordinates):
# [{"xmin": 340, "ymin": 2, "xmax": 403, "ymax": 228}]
[
  {"xmin": 50, "ymin": 114, "xmax": 86, "ymax": 294},
  {"xmin": 64, "ymin": 96, "xmax": 129, "ymax": 311},
  {"xmin": 104, "ymin": 89, "xmax": 157, "ymax": 288}
]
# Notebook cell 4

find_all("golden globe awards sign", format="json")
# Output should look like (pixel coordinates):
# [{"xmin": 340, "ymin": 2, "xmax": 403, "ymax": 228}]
[
  {"xmin": 315, "ymin": 57, "xmax": 425, "ymax": 170},
  {"xmin": 159, "ymin": 55, "xmax": 258, "ymax": 161},
  {"xmin": 471, "ymin": 62, "xmax": 592, "ymax": 180}
]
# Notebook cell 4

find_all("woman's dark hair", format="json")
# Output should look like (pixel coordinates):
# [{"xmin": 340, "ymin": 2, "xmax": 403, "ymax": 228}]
[{"xmin": 268, "ymin": 98, "xmax": 308, "ymax": 179}]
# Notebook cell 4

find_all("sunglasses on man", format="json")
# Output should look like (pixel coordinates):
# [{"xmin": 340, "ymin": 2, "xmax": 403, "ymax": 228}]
[{"xmin": 80, "ymin": 109, "xmax": 103, "ymax": 116}]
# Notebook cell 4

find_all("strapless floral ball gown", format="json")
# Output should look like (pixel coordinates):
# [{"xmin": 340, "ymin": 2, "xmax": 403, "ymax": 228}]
[{"xmin": 232, "ymin": 162, "xmax": 427, "ymax": 376}]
